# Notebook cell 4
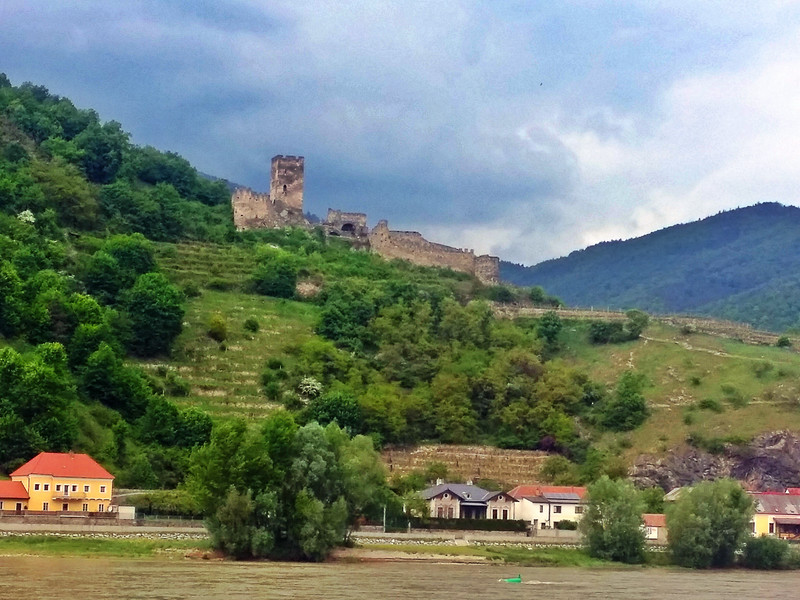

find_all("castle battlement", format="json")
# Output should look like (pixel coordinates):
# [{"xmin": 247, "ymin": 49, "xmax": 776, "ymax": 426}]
[{"xmin": 231, "ymin": 158, "xmax": 500, "ymax": 284}]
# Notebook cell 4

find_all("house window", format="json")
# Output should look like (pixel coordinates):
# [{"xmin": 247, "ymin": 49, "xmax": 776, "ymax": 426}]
[
  {"xmin": 98, "ymin": 504, "xmax": 105, "ymax": 512},
  {"xmin": 575, "ymin": 506, "xmax": 584, "ymax": 514},
  {"xmin": 72, "ymin": 485, "xmax": 77, "ymax": 492},
  {"xmin": 100, "ymin": 485, "xmax": 107, "ymax": 493},
  {"xmin": 56, "ymin": 484, "xmax": 61, "ymax": 492},
  {"xmin": 554, "ymin": 505, "xmax": 562, "ymax": 514},
  {"xmin": 84, "ymin": 485, "xmax": 90, "ymax": 493},
  {"xmin": 769, "ymin": 523, "xmax": 775, "ymax": 534},
  {"xmin": 443, "ymin": 493, "xmax": 449, "ymax": 499},
  {"xmin": 43, "ymin": 484, "xmax": 49, "ymax": 491},
  {"xmin": 502, "ymin": 509, "xmax": 509, "ymax": 520},
  {"xmin": 82, "ymin": 503, "xmax": 89, "ymax": 512},
  {"xmin": 0, "ymin": 501, "xmax": 4, "ymax": 510},
  {"xmin": 437, "ymin": 507, "xmax": 444, "ymax": 518},
  {"xmin": 750, "ymin": 522, "xmax": 755, "ymax": 533},
  {"xmin": 539, "ymin": 505, "xmax": 544, "ymax": 513},
  {"xmin": 62, "ymin": 503, "xmax": 69, "ymax": 511},
  {"xmin": 42, "ymin": 502, "xmax": 49, "ymax": 511},
  {"xmin": 34, "ymin": 484, "xmax": 40, "ymax": 491},
  {"xmin": 492, "ymin": 509, "xmax": 498, "ymax": 519},
  {"xmin": 447, "ymin": 507, "xmax": 454, "ymax": 518}
]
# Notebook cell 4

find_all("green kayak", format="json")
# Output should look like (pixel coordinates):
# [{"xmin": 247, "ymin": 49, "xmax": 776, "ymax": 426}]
[{"xmin": 501, "ymin": 575, "xmax": 522, "ymax": 583}]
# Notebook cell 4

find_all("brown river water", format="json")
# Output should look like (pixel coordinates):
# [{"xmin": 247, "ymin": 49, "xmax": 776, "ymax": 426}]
[{"xmin": 0, "ymin": 556, "xmax": 796, "ymax": 599}]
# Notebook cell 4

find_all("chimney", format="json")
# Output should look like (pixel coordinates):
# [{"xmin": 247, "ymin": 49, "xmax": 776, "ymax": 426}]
[{"xmin": 436, "ymin": 478, "xmax": 444, "ymax": 486}]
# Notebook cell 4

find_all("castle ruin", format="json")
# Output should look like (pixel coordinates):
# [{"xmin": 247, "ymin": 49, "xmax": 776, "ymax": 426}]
[{"xmin": 231, "ymin": 156, "xmax": 500, "ymax": 284}]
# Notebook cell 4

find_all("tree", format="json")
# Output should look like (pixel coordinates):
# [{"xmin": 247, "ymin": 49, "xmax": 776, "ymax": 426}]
[
  {"xmin": 599, "ymin": 371, "xmax": 649, "ymax": 431},
  {"xmin": 666, "ymin": 479, "xmax": 754, "ymax": 568},
  {"xmin": 251, "ymin": 253, "xmax": 297, "ymax": 298},
  {"xmin": 580, "ymin": 475, "xmax": 646, "ymax": 563},
  {"xmin": 742, "ymin": 536, "xmax": 790, "ymax": 569},
  {"xmin": 123, "ymin": 272, "xmax": 184, "ymax": 356},
  {"xmin": 537, "ymin": 310, "xmax": 563, "ymax": 348},
  {"xmin": 307, "ymin": 391, "xmax": 362, "ymax": 433},
  {"xmin": 624, "ymin": 309, "xmax": 650, "ymax": 339},
  {"xmin": 74, "ymin": 120, "xmax": 129, "ymax": 184}
]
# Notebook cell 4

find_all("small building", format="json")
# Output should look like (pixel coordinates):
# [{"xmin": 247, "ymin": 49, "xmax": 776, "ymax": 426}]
[
  {"xmin": 420, "ymin": 482, "xmax": 517, "ymax": 520},
  {"xmin": 643, "ymin": 513, "xmax": 667, "ymax": 544},
  {"xmin": 508, "ymin": 485, "xmax": 587, "ymax": 529},
  {"xmin": 10, "ymin": 452, "xmax": 114, "ymax": 513},
  {"xmin": 750, "ymin": 491, "xmax": 800, "ymax": 540},
  {"xmin": 0, "ymin": 480, "xmax": 29, "ymax": 512}
]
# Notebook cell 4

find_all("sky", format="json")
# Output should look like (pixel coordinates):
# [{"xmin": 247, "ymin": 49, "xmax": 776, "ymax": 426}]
[{"xmin": 2, "ymin": 1, "xmax": 800, "ymax": 265}]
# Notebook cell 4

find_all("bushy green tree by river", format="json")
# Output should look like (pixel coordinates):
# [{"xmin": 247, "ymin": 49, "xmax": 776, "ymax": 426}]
[{"xmin": 188, "ymin": 413, "xmax": 389, "ymax": 560}]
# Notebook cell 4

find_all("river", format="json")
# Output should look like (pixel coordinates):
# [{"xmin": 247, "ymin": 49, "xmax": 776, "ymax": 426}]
[{"xmin": 0, "ymin": 556, "xmax": 795, "ymax": 599}]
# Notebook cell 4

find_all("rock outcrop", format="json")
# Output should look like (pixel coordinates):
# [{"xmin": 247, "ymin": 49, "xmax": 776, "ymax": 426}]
[{"xmin": 630, "ymin": 431, "xmax": 800, "ymax": 490}]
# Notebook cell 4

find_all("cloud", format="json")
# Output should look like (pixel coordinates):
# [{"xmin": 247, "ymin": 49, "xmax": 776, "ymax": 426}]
[{"xmin": 1, "ymin": 1, "xmax": 800, "ymax": 265}]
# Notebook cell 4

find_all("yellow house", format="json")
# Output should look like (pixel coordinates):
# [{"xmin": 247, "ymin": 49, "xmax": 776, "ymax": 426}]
[
  {"xmin": 750, "ymin": 491, "xmax": 800, "ymax": 540},
  {"xmin": 10, "ymin": 452, "xmax": 114, "ymax": 513}
]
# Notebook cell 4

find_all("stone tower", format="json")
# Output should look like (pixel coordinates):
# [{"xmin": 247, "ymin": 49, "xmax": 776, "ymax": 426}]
[{"xmin": 269, "ymin": 155, "xmax": 304, "ymax": 212}]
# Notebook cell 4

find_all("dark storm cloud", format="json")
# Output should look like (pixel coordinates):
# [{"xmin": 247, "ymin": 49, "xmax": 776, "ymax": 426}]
[{"xmin": 2, "ymin": 1, "xmax": 799, "ymax": 264}]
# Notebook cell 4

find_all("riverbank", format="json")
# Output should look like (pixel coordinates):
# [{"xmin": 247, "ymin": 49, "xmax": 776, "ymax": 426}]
[{"xmin": 0, "ymin": 533, "xmax": 623, "ymax": 567}]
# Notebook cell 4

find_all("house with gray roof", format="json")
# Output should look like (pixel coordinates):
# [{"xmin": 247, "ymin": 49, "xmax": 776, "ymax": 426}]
[
  {"xmin": 420, "ymin": 481, "xmax": 517, "ymax": 520},
  {"xmin": 750, "ymin": 491, "xmax": 800, "ymax": 540}
]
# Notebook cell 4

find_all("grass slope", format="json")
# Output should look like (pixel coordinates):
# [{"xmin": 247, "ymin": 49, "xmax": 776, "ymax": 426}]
[{"xmin": 557, "ymin": 320, "xmax": 800, "ymax": 460}]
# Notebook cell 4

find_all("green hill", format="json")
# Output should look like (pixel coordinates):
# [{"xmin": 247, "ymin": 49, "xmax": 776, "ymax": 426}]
[
  {"xmin": 3, "ymin": 73, "xmax": 800, "ymax": 494},
  {"xmin": 501, "ymin": 203, "xmax": 800, "ymax": 332}
]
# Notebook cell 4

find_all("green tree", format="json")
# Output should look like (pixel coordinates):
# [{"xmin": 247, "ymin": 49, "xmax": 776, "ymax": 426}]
[
  {"xmin": 537, "ymin": 310, "xmax": 563, "ymax": 349},
  {"xmin": 666, "ymin": 479, "xmax": 754, "ymax": 568},
  {"xmin": 74, "ymin": 120, "xmax": 129, "ymax": 184},
  {"xmin": 623, "ymin": 309, "xmax": 650, "ymax": 339},
  {"xmin": 123, "ymin": 272, "xmax": 184, "ymax": 356},
  {"xmin": 599, "ymin": 371, "xmax": 649, "ymax": 431},
  {"xmin": 307, "ymin": 391, "xmax": 363, "ymax": 433},
  {"xmin": 580, "ymin": 475, "xmax": 646, "ymax": 563},
  {"xmin": 742, "ymin": 536, "xmax": 790, "ymax": 569},
  {"xmin": 252, "ymin": 252, "xmax": 297, "ymax": 298}
]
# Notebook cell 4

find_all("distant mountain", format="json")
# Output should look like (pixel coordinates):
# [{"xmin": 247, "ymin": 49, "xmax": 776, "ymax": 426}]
[{"xmin": 501, "ymin": 203, "xmax": 800, "ymax": 332}]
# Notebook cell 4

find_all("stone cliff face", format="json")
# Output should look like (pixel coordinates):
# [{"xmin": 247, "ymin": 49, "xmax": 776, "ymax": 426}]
[{"xmin": 630, "ymin": 431, "xmax": 800, "ymax": 491}]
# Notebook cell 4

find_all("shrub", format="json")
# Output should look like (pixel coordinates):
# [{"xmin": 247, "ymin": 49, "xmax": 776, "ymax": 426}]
[
  {"xmin": 752, "ymin": 361, "xmax": 774, "ymax": 379},
  {"xmin": 206, "ymin": 278, "xmax": 233, "ymax": 291},
  {"xmin": 721, "ymin": 384, "xmax": 749, "ymax": 408},
  {"xmin": 555, "ymin": 519, "xmax": 578, "ymax": 530},
  {"xmin": 182, "ymin": 281, "xmax": 201, "ymax": 298},
  {"xmin": 243, "ymin": 317, "xmax": 260, "ymax": 333},
  {"xmin": 742, "ymin": 536, "xmax": 789, "ymax": 569},
  {"xmin": 698, "ymin": 398, "xmax": 724, "ymax": 413},
  {"xmin": 165, "ymin": 372, "xmax": 190, "ymax": 397},
  {"xmin": 776, "ymin": 336, "xmax": 792, "ymax": 348},
  {"xmin": 207, "ymin": 313, "xmax": 227, "ymax": 342}
]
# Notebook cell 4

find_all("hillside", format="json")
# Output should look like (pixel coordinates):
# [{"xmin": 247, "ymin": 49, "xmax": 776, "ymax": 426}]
[
  {"xmin": 501, "ymin": 203, "xmax": 800, "ymax": 332},
  {"xmin": 4, "ymin": 73, "xmax": 800, "ymax": 495}
]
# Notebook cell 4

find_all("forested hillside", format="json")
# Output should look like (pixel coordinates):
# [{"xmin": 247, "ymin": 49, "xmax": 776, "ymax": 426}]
[
  {"xmin": 501, "ymin": 203, "xmax": 800, "ymax": 332},
  {"xmin": 4, "ymin": 75, "xmax": 800, "ymax": 555}
]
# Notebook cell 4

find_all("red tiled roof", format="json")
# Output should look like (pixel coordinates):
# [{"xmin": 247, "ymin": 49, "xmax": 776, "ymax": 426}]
[
  {"xmin": 10, "ymin": 452, "xmax": 114, "ymax": 480},
  {"xmin": 786, "ymin": 488, "xmax": 800, "ymax": 495},
  {"xmin": 0, "ymin": 480, "xmax": 29, "ymax": 500},
  {"xmin": 507, "ymin": 485, "xmax": 587, "ymax": 500},
  {"xmin": 643, "ymin": 513, "xmax": 666, "ymax": 528}
]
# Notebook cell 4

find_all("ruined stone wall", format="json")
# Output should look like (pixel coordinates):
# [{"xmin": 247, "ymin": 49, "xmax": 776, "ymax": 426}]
[
  {"xmin": 231, "ymin": 187, "xmax": 308, "ymax": 231},
  {"xmin": 369, "ymin": 220, "xmax": 500, "ymax": 284},
  {"xmin": 269, "ymin": 155, "xmax": 304, "ymax": 211},
  {"xmin": 475, "ymin": 254, "xmax": 500, "ymax": 284},
  {"xmin": 324, "ymin": 209, "xmax": 370, "ymax": 237}
]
